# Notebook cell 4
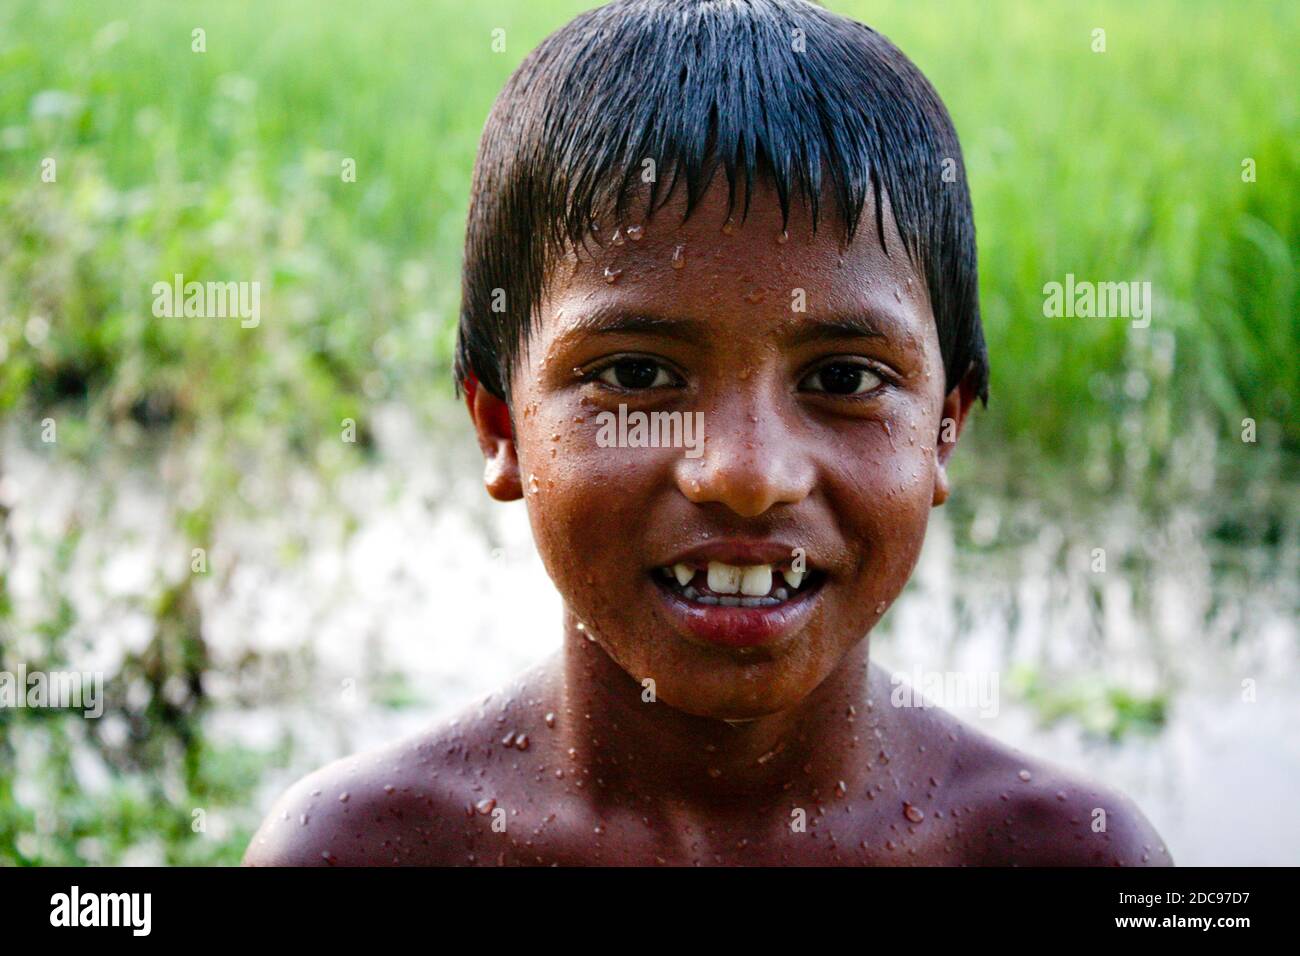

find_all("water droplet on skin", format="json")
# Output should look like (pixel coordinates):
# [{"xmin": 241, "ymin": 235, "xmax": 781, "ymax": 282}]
[
  {"xmin": 875, "ymin": 601, "xmax": 886, "ymax": 614},
  {"xmin": 603, "ymin": 266, "xmax": 622, "ymax": 284},
  {"xmin": 384, "ymin": 784, "xmax": 395, "ymax": 794},
  {"xmin": 1056, "ymin": 790, "xmax": 1067, "ymax": 801},
  {"xmin": 1018, "ymin": 769, "xmax": 1032, "ymax": 782},
  {"xmin": 738, "ymin": 367, "xmax": 751, "ymax": 380},
  {"xmin": 476, "ymin": 798, "xmax": 496, "ymax": 814},
  {"xmin": 722, "ymin": 218, "xmax": 735, "ymax": 235},
  {"xmin": 671, "ymin": 244, "xmax": 685, "ymax": 269},
  {"xmin": 707, "ymin": 767, "xmax": 722, "ymax": 779},
  {"xmin": 545, "ymin": 712, "xmax": 556, "ymax": 728},
  {"xmin": 339, "ymin": 792, "xmax": 350, "ymax": 803},
  {"xmin": 515, "ymin": 734, "xmax": 530, "ymax": 751},
  {"xmin": 835, "ymin": 780, "xmax": 847, "ymax": 798},
  {"xmin": 777, "ymin": 230, "xmax": 789, "ymax": 244},
  {"xmin": 527, "ymin": 474, "xmax": 539, "ymax": 494},
  {"xmin": 894, "ymin": 289, "xmax": 903, "ymax": 303},
  {"xmin": 626, "ymin": 224, "xmax": 644, "ymax": 241},
  {"xmin": 502, "ymin": 732, "xmax": 515, "ymax": 747},
  {"xmin": 299, "ymin": 814, "xmax": 310, "ymax": 826},
  {"xmin": 611, "ymin": 227, "xmax": 625, "ymax": 245}
]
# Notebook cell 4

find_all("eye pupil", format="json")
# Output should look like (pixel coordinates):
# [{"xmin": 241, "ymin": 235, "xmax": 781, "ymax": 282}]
[
  {"xmin": 819, "ymin": 363, "xmax": 863, "ymax": 395},
  {"xmin": 613, "ymin": 359, "xmax": 659, "ymax": 389}
]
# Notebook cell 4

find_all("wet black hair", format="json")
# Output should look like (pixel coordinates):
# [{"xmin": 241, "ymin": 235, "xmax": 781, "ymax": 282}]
[{"xmin": 454, "ymin": 0, "xmax": 988, "ymax": 406}]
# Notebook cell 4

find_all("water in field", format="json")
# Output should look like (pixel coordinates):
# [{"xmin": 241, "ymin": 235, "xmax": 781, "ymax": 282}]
[{"xmin": 2, "ymin": 402, "xmax": 1296, "ymax": 865}]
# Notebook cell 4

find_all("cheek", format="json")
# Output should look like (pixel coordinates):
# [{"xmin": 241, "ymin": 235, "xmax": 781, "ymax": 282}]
[
  {"xmin": 826, "ymin": 405, "xmax": 939, "ymax": 584},
  {"xmin": 515, "ymin": 396, "xmax": 669, "ymax": 614}
]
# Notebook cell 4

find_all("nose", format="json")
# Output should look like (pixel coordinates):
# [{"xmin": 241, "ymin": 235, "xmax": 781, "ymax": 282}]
[{"xmin": 673, "ymin": 386, "xmax": 815, "ymax": 518}]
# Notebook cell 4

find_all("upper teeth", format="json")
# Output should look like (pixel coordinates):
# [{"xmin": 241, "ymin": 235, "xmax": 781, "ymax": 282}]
[{"xmin": 665, "ymin": 561, "xmax": 805, "ymax": 595}]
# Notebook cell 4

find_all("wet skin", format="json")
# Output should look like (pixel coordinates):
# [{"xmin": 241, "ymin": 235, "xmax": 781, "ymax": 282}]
[{"xmin": 245, "ymin": 182, "xmax": 1172, "ymax": 866}]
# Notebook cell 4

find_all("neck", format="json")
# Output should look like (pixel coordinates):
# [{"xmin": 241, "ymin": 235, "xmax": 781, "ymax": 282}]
[{"xmin": 555, "ymin": 608, "xmax": 879, "ymax": 808}]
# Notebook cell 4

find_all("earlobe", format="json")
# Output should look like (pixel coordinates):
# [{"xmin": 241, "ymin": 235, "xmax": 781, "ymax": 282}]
[
  {"xmin": 931, "ymin": 365, "xmax": 979, "ymax": 508},
  {"xmin": 464, "ymin": 373, "xmax": 523, "ymax": 501},
  {"xmin": 932, "ymin": 465, "xmax": 951, "ymax": 507}
]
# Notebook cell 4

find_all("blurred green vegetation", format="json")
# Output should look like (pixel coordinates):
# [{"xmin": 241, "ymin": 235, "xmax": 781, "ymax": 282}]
[
  {"xmin": 1009, "ymin": 664, "xmax": 1169, "ymax": 743},
  {"xmin": 0, "ymin": 0, "xmax": 1295, "ymax": 864}
]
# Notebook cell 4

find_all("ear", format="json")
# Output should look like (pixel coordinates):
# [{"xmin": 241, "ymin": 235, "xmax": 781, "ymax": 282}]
[
  {"xmin": 932, "ymin": 365, "xmax": 980, "ymax": 507},
  {"xmin": 463, "ymin": 373, "xmax": 522, "ymax": 501}
]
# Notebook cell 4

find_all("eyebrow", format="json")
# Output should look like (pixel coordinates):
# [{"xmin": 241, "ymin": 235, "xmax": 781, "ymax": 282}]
[
  {"xmin": 786, "ymin": 313, "xmax": 890, "ymax": 345},
  {"xmin": 552, "ymin": 305, "xmax": 903, "ymax": 351},
  {"xmin": 554, "ymin": 308, "xmax": 711, "ymax": 345}
]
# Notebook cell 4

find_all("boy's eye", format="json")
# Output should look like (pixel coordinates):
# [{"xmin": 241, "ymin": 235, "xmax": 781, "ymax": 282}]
[
  {"xmin": 801, "ymin": 362, "xmax": 883, "ymax": 396},
  {"xmin": 597, "ymin": 358, "xmax": 675, "ymax": 389}
]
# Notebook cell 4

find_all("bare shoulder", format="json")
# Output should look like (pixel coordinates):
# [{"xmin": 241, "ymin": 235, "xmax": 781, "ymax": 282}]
[
  {"xmin": 245, "ymin": 663, "xmax": 563, "ymax": 866},
  {"xmin": 242, "ymin": 718, "xmax": 479, "ymax": 867},
  {"xmin": 941, "ymin": 714, "xmax": 1173, "ymax": 866}
]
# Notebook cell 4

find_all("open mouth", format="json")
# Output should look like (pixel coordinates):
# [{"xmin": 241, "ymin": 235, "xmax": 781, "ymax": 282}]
[{"xmin": 652, "ymin": 560, "xmax": 825, "ymax": 608}]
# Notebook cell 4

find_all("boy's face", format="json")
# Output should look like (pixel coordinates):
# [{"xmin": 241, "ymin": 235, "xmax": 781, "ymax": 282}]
[{"xmin": 468, "ymin": 181, "xmax": 974, "ymax": 720}]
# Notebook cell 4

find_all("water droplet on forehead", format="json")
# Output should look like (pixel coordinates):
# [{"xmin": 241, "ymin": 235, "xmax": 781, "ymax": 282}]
[
  {"xmin": 626, "ymin": 224, "xmax": 644, "ymax": 241},
  {"xmin": 611, "ymin": 227, "xmax": 625, "ymax": 245},
  {"xmin": 671, "ymin": 244, "xmax": 686, "ymax": 269},
  {"xmin": 777, "ymin": 230, "xmax": 789, "ymax": 244},
  {"xmin": 603, "ymin": 266, "xmax": 622, "ymax": 284}
]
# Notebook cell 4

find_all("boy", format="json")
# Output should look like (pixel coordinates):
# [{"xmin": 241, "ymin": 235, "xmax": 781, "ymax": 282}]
[{"xmin": 246, "ymin": 0, "xmax": 1170, "ymax": 865}]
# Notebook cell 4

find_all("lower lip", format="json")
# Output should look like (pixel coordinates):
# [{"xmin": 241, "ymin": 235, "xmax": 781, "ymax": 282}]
[{"xmin": 651, "ymin": 576, "xmax": 823, "ymax": 649}]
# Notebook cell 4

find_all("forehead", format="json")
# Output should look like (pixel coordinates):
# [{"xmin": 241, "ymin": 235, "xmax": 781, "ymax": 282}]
[{"xmin": 539, "ymin": 177, "xmax": 933, "ymax": 345}]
